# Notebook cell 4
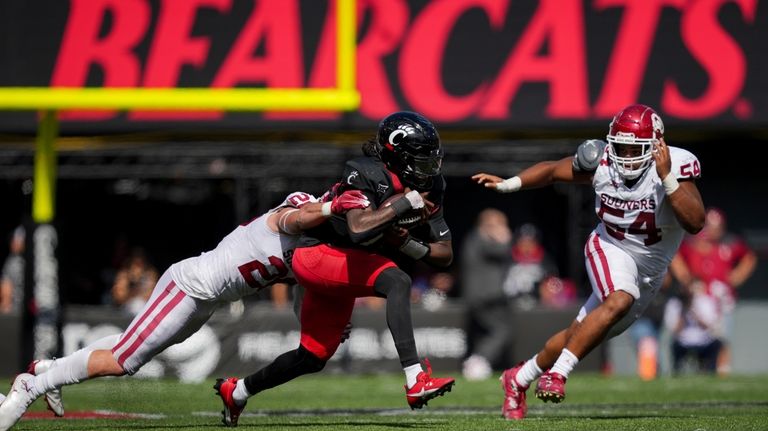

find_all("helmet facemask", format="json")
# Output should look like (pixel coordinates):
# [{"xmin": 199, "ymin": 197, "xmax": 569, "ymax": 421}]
[
  {"xmin": 606, "ymin": 135, "xmax": 654, "ymax": 180},
  {"xmin": 606, "ymin": 104, "xmax": 663, "ymax": 180},
  {"xmin": 399, "ymin": 147, "xmax": 443, "ymax": 190}
]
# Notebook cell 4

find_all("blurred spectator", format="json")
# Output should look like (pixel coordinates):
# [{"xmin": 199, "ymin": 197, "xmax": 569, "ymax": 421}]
[
  {"xmin": 408, "ymin": 269, "xmax": 432, "ymax": 304},
  {"xmin": 538, "ymin": 276, "xmax": 577, "ymax": 309},
  {"xmin": 1, "ymin": 226, "xmax": 25, "ymax": 314},
  {"xmin": 502, "ymin": 223, "xmax": 558, "ymax": 309},
  {"xmin": 421, "ymin": 272, "xmax": 454, "ymax": 311},
  {"xmin": 111, "ymin": 248, "xmax": 159, "ymax": 316},
  {"xmin": 663, "ymin": 280, "xmax": 722, "ymax": 374},
  {"xmin": 460, "ymin": 208, "xmax": 513, "ymax": 380},
  {"xmin": 670, "ymin": 207, "xmax": 757, "ymax": 375}
]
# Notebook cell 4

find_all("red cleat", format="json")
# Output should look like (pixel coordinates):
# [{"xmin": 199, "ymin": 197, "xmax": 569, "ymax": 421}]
[
  {"xmin": 535, "ymin": 371, "xmax": 567, "ymax": 403},
  {"xmin": 500, "ymin": 362, "xmax": 528, "ymax": 420},
  {"xmin": 214, "ymin": 377, "xmax": 245, "ymax": 427},
  {"xmin": 405, "ymin": 359, "xmax": 455, "ymax": 409}
]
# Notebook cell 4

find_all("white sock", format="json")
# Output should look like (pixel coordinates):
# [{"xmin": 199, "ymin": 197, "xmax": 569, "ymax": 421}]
[
  {"xmin": 232, "ymin": 379, "xmax": 250, "ymax": 406},
  {"xmin": 31, "ymin": 334, "xmax": 120, "ymax": 397},
  {"xmin": 551, "ymin": 349, "xmax": 579, "ymax": 379},
  {"xmin": 516, "ymin": 355, "xmax": 543, "ymax": 387},
  {"xmin": 404, "ymin": 363, "xmax": 423, "ymax": 389}
]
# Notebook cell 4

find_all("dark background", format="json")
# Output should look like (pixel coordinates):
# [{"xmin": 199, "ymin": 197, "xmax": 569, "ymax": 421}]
[{"xmin": 0, "ymin": 0, "xmax": 766, "ymax": 303}]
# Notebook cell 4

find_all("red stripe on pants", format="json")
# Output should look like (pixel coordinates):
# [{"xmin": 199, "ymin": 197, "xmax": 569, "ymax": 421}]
[
  {"xmin": 112, "ymin": 281, "xmax": 176, "ymax": 355},
  {"xmin": 586, "ymin": 234, "xmax": 607, "ymax": 300},
  {"xmin": 592, "ymin": 234, "xmax": 615, "ymax": 298},
  {"xmin": 117, "ymin": 288, "xmax": 186, "ymax": 367}
]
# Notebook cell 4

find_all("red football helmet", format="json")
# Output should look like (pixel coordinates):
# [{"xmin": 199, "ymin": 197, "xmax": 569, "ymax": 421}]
[{"xmin": 606, "ymin": 104, "xmax": 664, "ymax": 179}]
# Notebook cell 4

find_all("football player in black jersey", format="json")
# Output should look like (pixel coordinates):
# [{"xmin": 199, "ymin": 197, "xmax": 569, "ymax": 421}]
[{"xmin": 215, "ymin": 112, "xmax": 456, "ymax": 424}]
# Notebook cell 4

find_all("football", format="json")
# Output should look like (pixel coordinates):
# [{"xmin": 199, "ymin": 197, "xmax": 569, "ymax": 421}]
[{"xmin": 381, "ymin": 193, "xmax": 426, "ymax": 229}]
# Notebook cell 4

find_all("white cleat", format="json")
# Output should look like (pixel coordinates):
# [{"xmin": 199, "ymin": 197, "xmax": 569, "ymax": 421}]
[
  {"xmin": 28, "ymin": 360, "xmax": 64, "ymax": 417},
  {"xmin": 0, "ymin": 373, "xmax": 39, "ymax": 431}
]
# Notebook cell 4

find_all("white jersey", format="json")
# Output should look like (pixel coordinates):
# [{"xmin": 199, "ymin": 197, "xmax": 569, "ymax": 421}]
[
  {"xmin": 169, "ymin": 192, "xmax": 317, "ymax": 302},
  {"xmin": 592, "ymin": 146, "xmax": 701, "ymax": 276}
]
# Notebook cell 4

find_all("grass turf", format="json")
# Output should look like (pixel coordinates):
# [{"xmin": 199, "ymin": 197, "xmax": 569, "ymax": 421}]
[{"xmin": 2, "ymin": 373, "xmax": 767, "ymax": 430}]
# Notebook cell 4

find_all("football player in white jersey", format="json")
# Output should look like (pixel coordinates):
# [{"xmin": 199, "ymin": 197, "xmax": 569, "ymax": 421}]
[
  {"xmin": 472, "ymin": 104, "xmax": 705, "ymax": 420},
  {"xmin": 0, "ymin": 190, "xmax": 369, "ymax": 431}
]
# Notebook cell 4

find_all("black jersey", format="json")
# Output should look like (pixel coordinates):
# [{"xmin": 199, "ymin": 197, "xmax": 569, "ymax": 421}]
[{"xmin": 300, "ymin": 156, "xmax": 451, "ymax": 254}]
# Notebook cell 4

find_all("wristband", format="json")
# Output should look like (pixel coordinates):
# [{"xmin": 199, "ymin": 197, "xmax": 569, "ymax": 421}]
[
  {"xmin": 399, "ymin": 238, "xmax": 430, "ymax": 260},
  {"xmin": 321, "ymin": 201, "xmax": 333, "ymax": 217},
  {"xmin": 389, "ymin": 196, "xmax": 414, "ymax": 217},
  {"xmin": 662, "ymin": 173, "xmax": 680, "ymax": 195},
  {"xmin": 495, "ymin": 176, "xmax": 522, "ymax": 193}
]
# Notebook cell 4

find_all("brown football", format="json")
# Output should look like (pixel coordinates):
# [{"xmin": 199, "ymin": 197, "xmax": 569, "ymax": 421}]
[{"xmin": 381, "ymin": 193, "xmax": 425, "ymax": 229}]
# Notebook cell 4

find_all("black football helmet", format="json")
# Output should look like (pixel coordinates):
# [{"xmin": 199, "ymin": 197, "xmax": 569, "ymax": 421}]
[{"xmin": 376, "ymin": 111, "xmax": 443, "ymax": 190}]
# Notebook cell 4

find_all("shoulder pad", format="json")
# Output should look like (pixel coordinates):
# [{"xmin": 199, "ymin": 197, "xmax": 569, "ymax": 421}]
[
  {"xmin": 669, "ymin": 146, "xmax": 701, "ymax": 180},
  {"xmin": 573, "ymin": 139, "xmax": 607, "ymax": 172},
  {"xmin": 281, "ymin": 191, "xmax": 317, "ymax": 209}
]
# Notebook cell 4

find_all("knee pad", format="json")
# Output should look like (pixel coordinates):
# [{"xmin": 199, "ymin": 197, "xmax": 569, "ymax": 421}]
[{"xmin": 374, "ymin": 267, "xmax": 412, "ymax": 297}]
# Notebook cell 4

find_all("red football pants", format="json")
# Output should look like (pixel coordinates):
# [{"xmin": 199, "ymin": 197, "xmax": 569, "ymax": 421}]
[{"xmin": 292, "ymin": 244, "xmax": 397, "ymax": 361}]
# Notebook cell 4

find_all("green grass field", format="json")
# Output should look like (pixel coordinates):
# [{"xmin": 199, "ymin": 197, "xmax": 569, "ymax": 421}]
[{"xmin": 3, "ymin": 373, "xmax": 767, "ymax": 430}]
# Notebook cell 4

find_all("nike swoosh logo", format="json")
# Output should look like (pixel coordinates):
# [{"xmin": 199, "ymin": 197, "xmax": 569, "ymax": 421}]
[
  {"xmin": 407, "ymin": 387, "xmax": 441, "ymax": 398},
  {"xmin": 439, "ymin": 230, "xmax": 449, "ymax": 236},
  {"xmin": 407, "ymin": 388, "xmax": 427, "ymax": 398}
]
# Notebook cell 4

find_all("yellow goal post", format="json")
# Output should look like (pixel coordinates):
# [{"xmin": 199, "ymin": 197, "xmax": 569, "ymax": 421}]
[{"xmin": 0, "ymin": 0, "xmax": 360, "ymax": 223}]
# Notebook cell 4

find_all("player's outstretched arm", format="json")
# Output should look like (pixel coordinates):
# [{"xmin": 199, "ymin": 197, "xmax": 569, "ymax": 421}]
[
  {"xmin": 653, "ymin": 140, "xmax": 705, "ymax": 234},
  {"xmin": 270, "ymin": 190, "xmax": 370, "ymax": 235},
  {"xmin": 472, "ymin": 157, "xmax": 590, "ymax": 193}
]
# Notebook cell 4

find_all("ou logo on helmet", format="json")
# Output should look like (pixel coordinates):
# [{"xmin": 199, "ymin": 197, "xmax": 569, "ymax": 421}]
[{"xmin": 651, "ymin": 112, "xmax": 664, "ymax": 138}]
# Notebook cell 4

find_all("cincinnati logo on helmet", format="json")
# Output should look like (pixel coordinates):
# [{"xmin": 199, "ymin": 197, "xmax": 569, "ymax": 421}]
[{"xmin": 388, "ymin": 124, "xmax": 416, "ymax": 146}]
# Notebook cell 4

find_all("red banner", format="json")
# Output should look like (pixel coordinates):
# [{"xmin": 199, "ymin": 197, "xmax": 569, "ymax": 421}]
[{"xmin": 0, "ymin": 0, "xmax": 764, "ymax": 131}]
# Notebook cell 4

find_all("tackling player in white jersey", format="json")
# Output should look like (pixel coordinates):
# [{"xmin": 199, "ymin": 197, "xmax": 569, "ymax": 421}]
[
  {"xmin": 0, "ymin": 190, "xmax": 369, "ymax": 431},
  {"xmin": 473, "ymin": 104, "xmax": 705, "ymax": 420}
]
